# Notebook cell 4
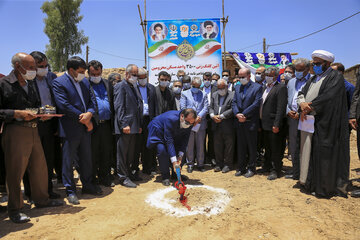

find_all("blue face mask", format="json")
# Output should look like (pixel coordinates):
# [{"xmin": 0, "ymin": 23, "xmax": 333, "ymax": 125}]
[
  {"xmin": 313, "ymin": 65, "xmax": 324, "ymax": 75},
  {"xmin": 234, "ymin": 81, "xmax": 241, "ymax": 86},
  {"xmin": 295, "ymin": 71, "xmax": 304, "ymax": 79},
  {"xmin": 191, "ymin": 87, "xmax": 199, "ymax": 94},
  {"xmin": 183, "ymin": 83, "xmax": 191, "ymax": 90}
]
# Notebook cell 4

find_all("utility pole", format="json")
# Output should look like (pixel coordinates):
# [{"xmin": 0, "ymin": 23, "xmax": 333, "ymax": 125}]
[
  {"xmin": 221, "ymin": 0, "xmax": 228, "ymax": 69},
  {"xmin": 86, "ymin": 45, "xmax": 89, "ymax": 64},
  {"xmin": 263, "ymin": 38, "xmax": 266, "ymax": 53},
  {"xmin": 144, "ymin": 0, "xmax": 147, "ymax": 69}
]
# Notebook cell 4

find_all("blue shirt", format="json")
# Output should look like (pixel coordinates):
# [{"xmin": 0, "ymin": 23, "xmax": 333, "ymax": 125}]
[
  {"xmin": 92, "ymin": 80, "xmax": 111, "ymax": 120},
  {"xmin": 138, "ymin": 84, "xmax": 149, "ymax": 116},
  {"xmin": 36, "ymin": 77, "xmax": 53, "ymax": 106}
]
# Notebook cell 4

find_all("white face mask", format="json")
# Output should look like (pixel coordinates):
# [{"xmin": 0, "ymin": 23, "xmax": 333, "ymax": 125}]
[
  {"xmin": 20, "ymin": 65, "xmax": 36, "ymax": 80},
  {"xmin": 173, "ymin": 87, "xmax": 181, "ymax": 94},
  {"xmin": 138, "ymin": 78, "xmax": 147, "ymax": 86},
  {"xmin": 218, "ymin": 89, "xmax": 227, "ymax": 96},
  {"xmin": 255, "ymin": 74, "xmax": 263, "ymax": 82},
  {"xmin": 223, "ymin": 76, "xmax": 229, "ymax": 81},
  {"xmin": 180, "ymin": 116, "xmax": 191, "ymax": 129},
  {"xmin": 203, "ymin": 80, "xmax": 211, "ymax": 87},
  {"xmin": 128, "ymin": 75, "xmax": 138, "ymax": 84},
  {"xmin": 239, "ymin": 77, "xmax": 248, "ymax": 85},
  {"xmin": 37, "ymin": 67, "xmax": 48, "ymax": 77},
  {"xmin": 159, "ymin": 80, "xmax": 169, "ymax": 88},
  {"xmin": 265, "ymin": 76, "xmax": 274, "ymax": 84},
  {"xmin": 211, "ymin": 80, "xmax": 217, "ymax": 85},
  {"xmin": 90, "ymin": 76, "xmax": 101, "ymax": 84},
  {"xmin": 283, "ymin": 72, "xmax": 293, "ymax": 81},
  {"xmin": 75, "ymin": 73, "xmax": 85, "ymax": 82}
]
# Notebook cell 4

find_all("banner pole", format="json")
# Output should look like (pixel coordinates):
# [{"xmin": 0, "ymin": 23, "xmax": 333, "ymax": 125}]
[
  {"xmin": 222, "ymin": 0, "xmax": 226, "ymax": 70},
  {"xmin": 144, "ymin": 0, "xmax": 147, "ymax": 69}
]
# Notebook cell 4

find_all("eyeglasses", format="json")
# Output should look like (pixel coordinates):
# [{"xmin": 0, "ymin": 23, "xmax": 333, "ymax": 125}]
[{"xmin": 184, "ymin": 120, "xmax": 194, "ymax": 126}]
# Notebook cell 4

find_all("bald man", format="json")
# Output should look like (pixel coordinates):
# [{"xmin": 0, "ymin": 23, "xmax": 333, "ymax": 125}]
[{"xmin": 0, "ymin": 53, "xmax": 62, "ymax": 223}]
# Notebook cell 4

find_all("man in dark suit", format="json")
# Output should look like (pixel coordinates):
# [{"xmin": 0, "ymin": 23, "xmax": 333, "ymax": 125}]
[
  {"xmin": 22, "ymin": 51, "xmax": 60, "ymax": 200},
  {"xmin": 259, "ymin": 66, "xmax": 287, "ymax": 180},
  {"xmin": 232, "ymin": 69, "xmax": 263, "ymax": 178},
  {"xmin": 134, "ymin": 68, "xmax": 158, "ymax": 177},
  {"xmin": 147, "ymin": 109, "xmax": 196, "ymax": 186},
  {"xmin": 155, "ymin": 71, "xmax": 176, "ymax": 116},
  {"xmin": 114, "ymin": 64, "xmax": 143, "ymax": 188},
  {"xmin": 209, "ymin": 79, "xmax": 235, "ymax": 173},
  {"xmin": 53, "ymin": 56, "xmax": 101, "ymax": 205},
  {"xmin": 87, "ymin": 60, "xmax": 114, "ymax": 187}
]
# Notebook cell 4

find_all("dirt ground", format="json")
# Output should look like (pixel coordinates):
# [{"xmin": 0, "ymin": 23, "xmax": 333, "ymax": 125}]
[{"xmin": 0, "ymin": 133, "xmax": 359, "ymax": 240}]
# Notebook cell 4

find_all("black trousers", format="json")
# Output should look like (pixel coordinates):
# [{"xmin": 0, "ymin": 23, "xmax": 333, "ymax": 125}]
[
  {"xmin": 91, "ymin": 120, "xmax": 113, "ymax": 182},
  {"xmin": 0, "ymin": 135, "xmax": 5, "ymax": 187},
  {"xmin": 213, "ymin": 128, "xmax": 234, "ymax": 168},
  {"xmin": 236, "ymin": 123, "xmax": 258, "ymax": 172},
  {"xmin": 116, "ymin": 133, "xmax": 137, "ymax": 179},
  {"xmin": 205, "ymin": 118, "xmax": 215, "ymax": 162},
  {"xmin": 54, "ymin": 135, "xmax": 62, "ymax": 181},
  {"xmin": 24, "ymin": 121, "xmax": 55, "ymax": 197},
  {"xmin": 133, "ymin": 116, "xmax": 156, "ymax": 173},
  {"xmin": 263, "ymin": 129, "xmax": 284, "ymax": 175}
]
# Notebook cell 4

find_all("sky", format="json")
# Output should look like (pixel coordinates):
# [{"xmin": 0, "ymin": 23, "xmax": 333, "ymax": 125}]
[{"xmin": 0, "ymin": 0, "xmax": 359, "ymax": 74}]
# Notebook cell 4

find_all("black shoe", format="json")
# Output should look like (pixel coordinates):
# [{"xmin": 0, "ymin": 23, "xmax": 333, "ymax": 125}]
[
  {"xmin": 267, "ymin": 171, "xmax": 277, "ymax": 180},
  {"xmin": 49, "ymin": 191, "xmax": 61, "ymax": 199},
  {"xmin": 100, "ymin": 179, "xmax": 115, "ymax": 187},
  {"xmin": 257, "ymin": 168, "xmax": 270, "ymax": 174},
  {"xmin": 162, "ymin": 179, "xmax": 170, "ymax": 186},
  {"xmin": 351, "ymin": 189, "xmax": 360, "ymax": 198},
  {"xmin": 244, "ymin": 170, "xmax": 255, "ymax": 178},
  {"xmin": 292, "ymin": 181, "xmax": 302, "ymax": 189},
  {"xmin": 36, "ymin": 199, "xmax": 64, "ymax": 208},
  {"xmin": 67, "ymin": 194, "xmax": 80, "ymax": 205},
  {"xmin": 198, "ymin": 166, "xmax": 205, "ymax": 172},
  {"xmin": 187, "ymin": 165, "xmax": 194, "ymax": 173},
  {"xmin": 222, "ymin": 166, "xmax": 230, "ymax": 173},
  {"xmin": 82, "ymin": 186, "xmax": 103, "ymax": 196},
  {"xmin": 285, "ymin": 174, "xmax": 294, "ymax": 179},
  {"xmin": 235, "ymin": 170, "xmax": 245, "ymax": 177},
  {"xmin": 0, "ymin": 205, "xmax": 7, "ymax": 212},
  {"xmin": 121, "ymin": 178, "xmax": 137, "ymax": 188},
  {"xmin": 214, "ymin": 166, "xmax": 221, "ymax": 172},
  {"xmin": 9, "ymin": 212, "xmax": 30, "ymax": 224},
  {"xmin": 130, "ymin": 173, "xmax": 143, "ymax": 182}
]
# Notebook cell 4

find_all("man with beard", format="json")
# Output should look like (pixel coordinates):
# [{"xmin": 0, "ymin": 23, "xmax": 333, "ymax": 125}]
[{"xmin": 297, "ymin": 50, "xmax": 350, "ymax": 198}]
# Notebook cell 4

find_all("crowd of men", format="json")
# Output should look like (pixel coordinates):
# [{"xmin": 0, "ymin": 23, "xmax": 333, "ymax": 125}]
[{"xmin": 0, "ymin": 49, "xmax": 359, "ymax": 224}]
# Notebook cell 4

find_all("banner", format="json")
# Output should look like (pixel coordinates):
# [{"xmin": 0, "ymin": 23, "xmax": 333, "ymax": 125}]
[
  {"xmin": 229, "ymin": 52, "xmax": 292, "ymax": 70},
  {"xmin": 148, "ymin": 18, "xmax": 222, "ymax": 85}
]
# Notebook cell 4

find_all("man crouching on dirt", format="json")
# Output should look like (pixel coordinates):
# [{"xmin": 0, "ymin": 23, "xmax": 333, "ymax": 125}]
[{"xmin": 146, "ymin": 109, "xmax": 196, "ymax": 186}]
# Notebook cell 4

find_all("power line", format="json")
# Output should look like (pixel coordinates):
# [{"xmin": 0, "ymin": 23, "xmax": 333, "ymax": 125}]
[
  {"xmin": 89, "ymin": 47, "xmax": 145, "ymax": 62},
  {"xmin": 268, "ymin": 10, "xmax": 360, "ymax": 47},
  {"xmin": 234, "ymin": 42, "xmax": 262, "ymax": 52}
]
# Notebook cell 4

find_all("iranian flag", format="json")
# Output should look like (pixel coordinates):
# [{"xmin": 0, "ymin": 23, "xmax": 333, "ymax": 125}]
[
  {"xmin": 194, "ymin": 39, "xmax": 221, "ymax": 57},
  {"xmin": 148, "ymin": 40, "xmax": 177, "ymax": 59}
]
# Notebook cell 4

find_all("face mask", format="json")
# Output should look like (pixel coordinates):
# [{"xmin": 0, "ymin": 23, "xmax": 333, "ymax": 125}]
[
  {"xmin": 239, "ymin": 77, "xmax": 248, "ymax": 85},
  {"xmin": 218, "ymin": 89, "xmax": 227, "ymax": 96},
  {"xmin": 159, "ymin": 80, "xmax": 169, "ymax": 88},
  {"xmin": 223, "ymin": 76, "xmax": 229, "ymax": 81},
  {"xmin": 265, "ymin": 76, "xmax": 274, "ymax": 84},
  {"xmin": 178, "ymin": 76, "xmax": 183, "ymax": 81},
  {"xmin": 20, "ymin": 65, "xmax": 36, "ymax": 80},
  {"xmin": 191, "ymin": 87, "xmax": 199, "ymax": 94},
  {"xmin": 37, "ymin": 67, "xmax": 48, "ymax": 77},
  {"xmin": 173, "ymin": 87, "xmax": 181, "ymax": 94},
  {"xmin": 180, "ymin": 119, "xmax": 191, "ymax": 129},
  {"xmin": 313, "ymin": 65, "xmax": 324, "ymax": 75},
  {"xmin": 204, "ymin": 80, "xmax": 211, "ymax": 87},
  {"xmin": 234, "ymin": 81, "xmax": 241, "ymax": 86},
  {"xmin": 90, "ymin": 76, "xmax": 101, "ymax": 84},
  {"xmin": 255, "ymin": 74, "xmax": 263, "ymax": 82},
  {"xmin": 183, "ymin": 82, "xmax": 191, "ymax": 90},
  {"xmin": 283, "ymin": 72, "xmax": 293, "ymax": 81},
  {"xmin": 74, "ymin": 73, "xmax": 85, "ymax": 82},
  {"xmin": 295, "ymin": 71, "xmax": 304, "ymax": 79},
  {"xmin": 211, "ymin": 80, "xmax": 217, "ymax": 85},
  {"xmin": 128, "ymin": 75, "xmax": 138, "ymax": 84},
  {"xmin": 138, "ymin": 78, "xmax": 147, "ymax": 86}
]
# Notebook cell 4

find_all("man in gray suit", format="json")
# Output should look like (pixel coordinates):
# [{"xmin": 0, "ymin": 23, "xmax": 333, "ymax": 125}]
[
  {"xmin": 209, "ymin": 79, "xmax": 234, "ymax": 173},
  {"xmin": 114, "ymin": 64, "xmax": 143, "ymax": 188},
  {"xmin": 180, "ymin": 77, "xmax": 209, "ymax": 172},
  {"xmin": 285, "ymin": 58, "xmax": 311, "ymax": 180}
]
